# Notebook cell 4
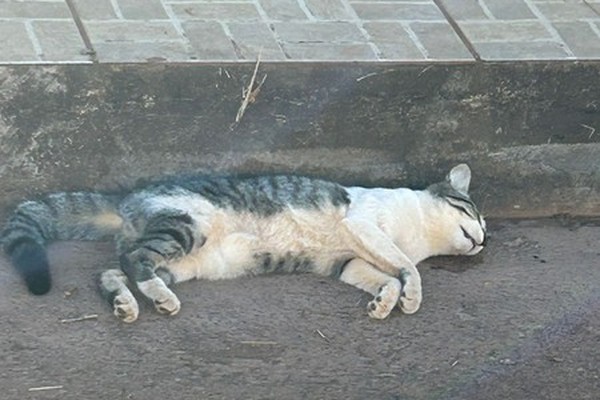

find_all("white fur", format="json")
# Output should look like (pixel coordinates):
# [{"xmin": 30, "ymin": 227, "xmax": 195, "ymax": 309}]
[
  {"xmin": 150, "ymin": 183, "xmax": 484, "ymax": 317},
  {"xmin": 166, "ymin": 205, "xmax": 353, "ymax": 281}
]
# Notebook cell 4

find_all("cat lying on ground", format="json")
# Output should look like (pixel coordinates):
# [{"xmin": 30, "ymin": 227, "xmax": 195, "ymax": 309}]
[{"xmin": 2, "ymin": 164, "xmax": 486, "ymax": 322}]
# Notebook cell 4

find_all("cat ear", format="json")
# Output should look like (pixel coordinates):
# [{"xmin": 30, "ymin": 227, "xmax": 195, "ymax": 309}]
[{"xmin": 446, "ymin": 164, "xmax": 471, "ymax": 193}]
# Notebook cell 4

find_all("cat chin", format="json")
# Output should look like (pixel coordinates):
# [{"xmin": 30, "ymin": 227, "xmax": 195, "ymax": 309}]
[{"xmin": 465, "ymin": 246, "xmax": 484, "ymax": 256}]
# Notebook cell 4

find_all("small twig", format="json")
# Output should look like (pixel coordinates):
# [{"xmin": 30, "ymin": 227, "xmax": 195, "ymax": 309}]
[
  {"xmin": 356, "ymin": 68, "xmax": 397, "ymax": 82},
  {"xmin": 315, "ymin": 329, "xmax": 329, "ymax": 341},
  {"xmin": 356, "ymin": 72, "xmax": 379, "ymax": 82},
  {"xmin": 581, "ymin": 123, "xmax": 596, "ymax": 139},
  {"xmin": 218, "ymin": 67, "xmax": 231, "ymax": 79},
  {"xmin": 28, "ymin": 385, "xmax": 63, "ymax": 392},
  {"xmin": 248, "ymin": 74, "xmax": 267, "ymax": 104},
  {"xmin": 418, "ymin": 65, "xmax": 433, "ymax": 77},
  {"xmin": 60, "ymin": 314, "xmax": 98, "ymax": 323},
  {"xmin": 235, "ymin": 51, "xmax": 265, "ymax": 123}
]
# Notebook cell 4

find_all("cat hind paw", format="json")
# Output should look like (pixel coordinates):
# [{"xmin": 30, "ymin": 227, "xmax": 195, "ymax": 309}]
[
  {"xmin": 153, "ymin": 293, "xmax": 181, "ymax": 316},
  {"xmin": 113, "ymin": 292, "xmax": 139, "ymax": 323}
]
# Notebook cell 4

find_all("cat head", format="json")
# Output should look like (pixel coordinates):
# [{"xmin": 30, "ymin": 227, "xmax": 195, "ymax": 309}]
[{"xmin": 426, "ymin": 164, "xmax": 487, "ymax": 256}]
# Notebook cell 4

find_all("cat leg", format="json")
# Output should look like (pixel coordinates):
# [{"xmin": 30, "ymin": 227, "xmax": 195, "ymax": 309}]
[
  {"xmin": 342, "ymin": 216, "xmax": 422, "ymax": 314},
  {"xmin": 98, "ymin": 236, "xmax": 181, "ymax": 323},
  {"xmin": 340, "ymin": 258, "xmax": 402, "ymax": 319},
  {"xmin": 99, "ymin": 269, "xmax": 139, "ymax": 323},
  {"xmin": 119, "ymin": 212, "xmax": 199, "ymax": 318}
]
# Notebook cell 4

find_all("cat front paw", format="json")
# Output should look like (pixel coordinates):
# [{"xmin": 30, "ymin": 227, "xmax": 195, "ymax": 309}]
[
  {"xmin": 368, "ymin": 279, "xmax": 401, "ymax": 319},
  {"xmin": 113, "ymin": 292, "xmax": 139, "ymax": 323},
  {"xmin": 398, "ymin": 282, "xmax": 422, "ymax": 314}
]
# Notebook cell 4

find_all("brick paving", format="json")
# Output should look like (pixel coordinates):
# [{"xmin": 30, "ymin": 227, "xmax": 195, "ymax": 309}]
[
  {"xmin": 439, "ymin": 0, "xmax": 600, "ymax": 60},
  {"xmin": 0, "ymin": 0, "xmax": 599, "ymax": 63}
]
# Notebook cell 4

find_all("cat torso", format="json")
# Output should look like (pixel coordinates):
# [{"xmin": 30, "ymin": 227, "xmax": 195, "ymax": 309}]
[{"xmin": 120, "ymin": 176, "xmax": 355, "ymax": 281}]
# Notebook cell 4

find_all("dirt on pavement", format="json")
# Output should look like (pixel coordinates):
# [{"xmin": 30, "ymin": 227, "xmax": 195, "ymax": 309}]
[{"xmin": 1, "ymin": 218, "xmax": 599, "ymax": 400}]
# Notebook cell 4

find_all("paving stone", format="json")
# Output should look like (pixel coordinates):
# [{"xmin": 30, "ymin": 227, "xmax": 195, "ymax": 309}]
[
  {"xmin": 94, "ymin": 41, "xmax": 192, "ymax": 62},
  {"xmin": 482, "ymin": 0, "xmax": 536, "ymax": 20},
  {"xmin": 272, "ymin": 21, "xmax": 365, "ymax": 43},
  {"xmin": 588, "ymin": 3, "xmax": 600, "ymax": 14},
  {"xmin": 85, "ymin": 21, "xmax": 181, "ymax": 42},
  {"xmin": 0, "ymin": 1, "xmax": 71, "ymax": 18},
  {"xmin": 0, "ymin": 21, "xmax": 37, "ymax": 62},
  {"xmin": 227, "ymin": 23, "xmax": 286, "ymax": 60},
  {"xmin": 0, "ymin": 0, "xmax": 596, "ymax": 63},
  {"xmin": 347, "ymin": 0, "xmax": 438, "ymax": 2},
  {"xmin": 460, "ymin": 21, "xmax": 553, "ymax": 42},
  {"xmin": 282, "ymin": 43, "xmax": 376, "ymax": 60},
  {"xmin": 553, "ymin": 21, "xmax": 600, "ymax": 58},
  {"xmin": 436, "ymin": 0, "xmax": 490, "ymax": 20},
  {"xmin": 410, "ymin": 22, "xmax": 473, "ymax": 60},
  {"xmin": 363, "ymin": 22, "xmax": 424, "ymax": 60},
  {"xmin": 304, "ymin": 0, "xmax": 353, "ymax": 20},
  {"xmin": 258, "ymin": 0, "xmax": 308, "ymax": 20},
  {"xmin": 474, "ymin": 41, "xmax": 570, "ymax": 60},
  {"xmin": 534, "ymin": 2, "xmax": 599, "ymax": 20},
  {"xmin": 171, "ymin": 3, "xmax": 261, "ymax": 21},
  {"xmin": 32, "ymin": 21, "xmax": 90, "ymax": 62},
  {"xmin": 351, "ymin": 2, "xmax": 445, "ymax": 20},
  {"xmin": 117, "ymin": 0, "xmax": 168, "ymax": 20},
  {"xmin": 182, "ymin": 21, "xmax": 238, "ymax": 60},
  {"xmin": 72, "ymin": 0, "xmax": 117, "ymax": 20}
]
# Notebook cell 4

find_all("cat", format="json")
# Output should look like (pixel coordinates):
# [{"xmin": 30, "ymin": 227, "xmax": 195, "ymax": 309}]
[{"xmin": 2, "ymin": 164, "xmax": 487, "ymax": 322}]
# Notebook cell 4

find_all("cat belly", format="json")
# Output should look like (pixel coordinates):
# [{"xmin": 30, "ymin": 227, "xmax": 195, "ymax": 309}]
[
  {"xmin": 168, "ymin": 245, "xmax": 351, "ymax": 282},
  {"xmin": 167, "ymin": 206, "xmax": 352, "ymax": 282},
  {"xmin": 167, "ymin": 238, "xmax": 254, "ymax": 282}
]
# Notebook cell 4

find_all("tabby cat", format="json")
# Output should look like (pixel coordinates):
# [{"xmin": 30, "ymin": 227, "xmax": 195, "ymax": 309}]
[{"xmin": 2, "ymin": 164, "xmax": 486, "ymax": 322}]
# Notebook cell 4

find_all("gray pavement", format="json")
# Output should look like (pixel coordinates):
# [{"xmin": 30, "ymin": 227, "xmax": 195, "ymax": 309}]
[
  {"xmin": 1, "ymin": 0, "xmax": 599, "ymax": 63},
  {"xmin": 1, "ymin": 219, "xmax": 599, "ymax": 399}
]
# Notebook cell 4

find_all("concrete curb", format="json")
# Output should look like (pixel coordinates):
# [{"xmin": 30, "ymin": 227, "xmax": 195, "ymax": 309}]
[{"xmin": 1, "ymin": 62, "xmax": 599, "ymax": 217}]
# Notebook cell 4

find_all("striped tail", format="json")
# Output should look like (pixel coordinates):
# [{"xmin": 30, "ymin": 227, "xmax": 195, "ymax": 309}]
[{"xmin": 2, "ymin": 192, "xmax": 123, "ymax": 295}]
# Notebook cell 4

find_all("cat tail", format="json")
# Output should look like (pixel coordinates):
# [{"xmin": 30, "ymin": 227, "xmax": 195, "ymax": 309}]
[{"xmin": 1, "ymin": 192, "xmax": 123, "ymax": 295}]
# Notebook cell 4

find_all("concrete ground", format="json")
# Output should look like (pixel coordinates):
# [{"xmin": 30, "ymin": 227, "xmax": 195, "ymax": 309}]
[
  {"xmin": 0, "ymin": 218, "xmax": 599, "ymax": 399},
  {"xmin": 1, "ymin": 1, "xmax": 600, "ymax": 399}
]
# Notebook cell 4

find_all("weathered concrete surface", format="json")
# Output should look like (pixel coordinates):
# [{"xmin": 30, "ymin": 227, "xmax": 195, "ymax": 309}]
[
  {"xmin": 1, "ymin": 62, "xmax": 599, "ymax": 217},
  {"xmin": 1, "ymin": 62, "xmax": 599, "ymax": 399},
  {"xmin": 0, "ymin": 218, "xmax": 599, "ymax": 399}
]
